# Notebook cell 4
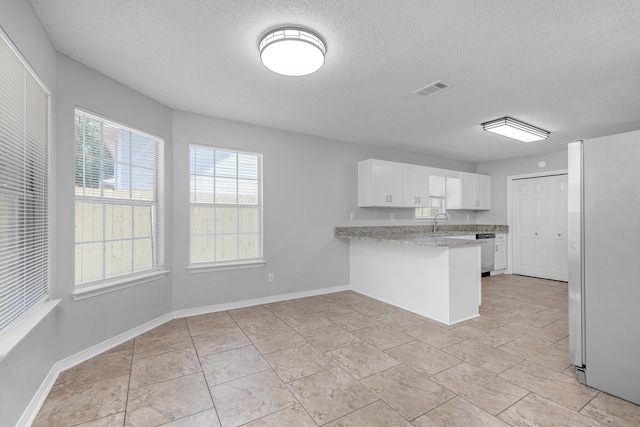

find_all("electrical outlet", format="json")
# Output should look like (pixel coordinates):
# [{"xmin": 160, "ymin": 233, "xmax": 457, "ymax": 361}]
[
  {"xmin": 349, "ymin": 212, "xmax": 355, "ymax": 221},
  {"xmin": 268, "ymin": 273, "xmax": 274, "ymax": 282},
  {"xmin": 390, "ymin": 213, "xmax": 395, "ymax": 220}
]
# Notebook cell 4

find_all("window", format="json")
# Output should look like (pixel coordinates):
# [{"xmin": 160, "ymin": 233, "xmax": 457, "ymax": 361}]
[
  {"xmin": 416, "ymin": 197, "xmax": 446, "ymax": 219},
  {"xmin": 416, "ymin": 175, "xmax": 446, "ymax": 219},
  {"xmin": 74, "ymin": 110, "xmax": 162, "ymax": 286},
  {"xmin": 189, "ymin": 145, "xmax": 262, "ymax": 267},
  {"xmin": 0, "ymin": 31, "xmax": 50, "ymax": 333}
]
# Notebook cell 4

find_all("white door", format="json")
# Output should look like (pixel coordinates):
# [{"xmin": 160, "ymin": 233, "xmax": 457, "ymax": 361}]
[
  {"xmin": 547, "ymin": 175, "xmax": 568, "ymax": 281},
  {"xmin": 511, "ymin": 174, "xmax": 568, "ymax": 281},
  {"xmin": 512, "ymin": 177, "xmax": 548, "ymax": 277}
]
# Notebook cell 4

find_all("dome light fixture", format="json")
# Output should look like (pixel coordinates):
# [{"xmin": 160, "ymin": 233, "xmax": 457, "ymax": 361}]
[{"xmin": 259, "ymin": 27, "xmax": 326, "ymax": 76}]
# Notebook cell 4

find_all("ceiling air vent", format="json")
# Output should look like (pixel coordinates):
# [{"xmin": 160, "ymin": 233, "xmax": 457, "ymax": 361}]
[{"xmin": 413, "ymin": 81, "xmax": 451, "ymax": 97}]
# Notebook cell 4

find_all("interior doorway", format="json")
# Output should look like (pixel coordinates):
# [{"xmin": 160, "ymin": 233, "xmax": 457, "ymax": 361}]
[{"xmin": 508, "ymin": 172, "xmax": 568, "ymax": 281}]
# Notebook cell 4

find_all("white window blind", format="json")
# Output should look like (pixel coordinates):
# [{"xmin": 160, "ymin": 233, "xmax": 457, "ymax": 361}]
[
  {"xmin": 0, "ymin": 32, "xmax": 50, "ymax": 333},
  {"xmin": 189, "ymin": 145, "xmax": 262, "ymax": 265},
  {"xmin": 74, "ymin": 110, "xmax": 162, "ymax": 286}
]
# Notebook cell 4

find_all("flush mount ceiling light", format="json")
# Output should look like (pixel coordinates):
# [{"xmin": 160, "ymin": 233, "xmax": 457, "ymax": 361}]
[
  {"xmin": 482, "ymin": 117, "xmax": 550, "ymax": 143},
  {"xmin": 259, "ymin": 27, "xmax": 326, "ymax": 76}
]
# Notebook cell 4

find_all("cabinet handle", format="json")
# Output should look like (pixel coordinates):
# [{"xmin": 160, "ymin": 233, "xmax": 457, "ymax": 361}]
[
  {"xmin": 389, "ymin": 195, "xmax": 392, "ymax": 203},
  {"xmin": 418, "ymin": 197, "xmax": 421, "ymax": 203},
  {"xmin": 496, "ymin": 246, "xmax": 498, "ymax": 252}
]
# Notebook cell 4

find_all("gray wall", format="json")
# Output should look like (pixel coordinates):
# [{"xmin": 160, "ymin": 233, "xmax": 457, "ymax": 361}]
[
  {"xmin": 0, "ymin": 1, "xmax": 58, "ymax": 425},
  {"xmin": 476, "ymin": 149, "xmax": 568, "ymax": 224},
  {"xmin": 53, "ymin": 53, "xmax": 174, "ymax": 359},
  {"xmin": 171, "ymin": 111, "xmax": 476, "ymax": 311}
]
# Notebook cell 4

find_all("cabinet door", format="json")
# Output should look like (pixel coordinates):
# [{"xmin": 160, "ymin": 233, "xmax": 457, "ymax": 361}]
[
  {"xmin": 494, "ymin": 234, "xmax": 507, "ymax": 270},
  {"xmin": 371, "ymin": 160, "xmax": 403, "ymax": 206},
  {"xmin": 460, "ymin": 172, "xmax": 476, "ymax": 209},
  {"xmin": 402, "ymin": 165, "xmax": 429, "ymax": 207},
  {"xmin": 474, "ymin": 174, "xmax": 492, "ymax": 210}
]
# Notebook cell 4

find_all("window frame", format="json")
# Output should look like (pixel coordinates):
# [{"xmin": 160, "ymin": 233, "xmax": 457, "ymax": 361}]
[
  {"xmin": 72, "ymin": 108, "xmax": 167, "ymax": 298},
  {"xmin": 0, "ymin": 27, "xmax": 59, "ymax": 355},
  {"xmin": 187, "ymin": 143, "xmax": 264, "ymax": 273}
]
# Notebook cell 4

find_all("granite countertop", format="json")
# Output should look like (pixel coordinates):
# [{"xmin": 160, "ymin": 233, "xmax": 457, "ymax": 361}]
[{"xmin": 334, "ymin": 225, "xmax": 508, "ymax": 248}]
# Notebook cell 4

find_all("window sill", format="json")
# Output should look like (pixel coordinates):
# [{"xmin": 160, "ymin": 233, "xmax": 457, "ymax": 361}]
[
  {"xmin": 187, "ymin": 259, "xmax": 266, "ymax": 273},
  {"xmin": 72, "ymin": 270, "xmax": 170, "ymax": 301},
  {"xmin": 0, "ymin": 298, "xmax": 61, "ymax": 362}
]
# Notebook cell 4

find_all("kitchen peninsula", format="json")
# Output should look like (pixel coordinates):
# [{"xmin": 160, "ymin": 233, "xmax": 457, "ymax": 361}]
[{"xmin": 336, "ymin": 225, "xmax": 508, "ymax": 325}]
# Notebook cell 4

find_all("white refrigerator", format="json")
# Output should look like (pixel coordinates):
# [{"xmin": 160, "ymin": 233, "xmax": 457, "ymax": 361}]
[{"xmin": 568, "ymin": 134, "xmax": 640, "ymax": 405}]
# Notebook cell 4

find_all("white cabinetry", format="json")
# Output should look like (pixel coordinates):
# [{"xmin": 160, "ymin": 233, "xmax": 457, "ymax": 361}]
[
  {"xmin": 494, "ymin": 233, "xmax": 507, "ymax": 271},
  {"xmin": 358, "ymin": 159, "xmax": 403, "ymax": 207},
  {"xmin": 402, "ymin": 164, "xmax": 429, "ymax": 207},
  {"xmin": 446, "ymin": 172, "xmax": 492, "ymax": 210}
]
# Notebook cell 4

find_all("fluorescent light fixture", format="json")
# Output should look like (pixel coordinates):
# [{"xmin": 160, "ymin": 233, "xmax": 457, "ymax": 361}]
[
  {"xmin": 482, "ymin": 117, "xmax": 550, "ymax": 143},
  {"xmin": 259, "ymin": 27, "xmax": 326, "ymax": 76}
]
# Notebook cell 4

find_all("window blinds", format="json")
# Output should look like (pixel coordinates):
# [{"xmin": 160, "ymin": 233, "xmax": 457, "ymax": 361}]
[
  {"xmin": 74, "ymin": 110, "xmax": 161, "ymax": 286},
  {"xmin": 189, "ymin": 145, "xmax": 262, "ymax": 264},
  {"xmin": 0, "ymin": 32, "xmax": 50, "ymax": 333}
]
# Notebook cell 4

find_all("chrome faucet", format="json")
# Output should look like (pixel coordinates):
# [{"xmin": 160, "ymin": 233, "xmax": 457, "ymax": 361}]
[{"xmin": 433, "ymin": 212, "xmax": 450, "ymax": 233}]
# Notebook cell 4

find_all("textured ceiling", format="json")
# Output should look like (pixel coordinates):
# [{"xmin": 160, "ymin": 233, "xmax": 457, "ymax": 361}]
[{"xmin": 28, "ymin": 0, "xmax": 640, "ymax": 163}]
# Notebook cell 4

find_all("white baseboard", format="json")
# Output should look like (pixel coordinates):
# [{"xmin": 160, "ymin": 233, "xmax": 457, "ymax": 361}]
[
  {"xmin": 16, "ymin": 312, "xmax": 172, "ymax": 427},
  {"xmin": 173, "ymin": 284, "xmax": 351, "ymax": 319},
  {"xmin": 16, "ymin": 284, "xmax": 351, "ymax": 427}
]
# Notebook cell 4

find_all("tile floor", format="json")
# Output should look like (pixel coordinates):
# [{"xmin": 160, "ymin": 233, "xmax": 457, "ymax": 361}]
[{"xmin": 33, "ymin": 274, "xmax": 640, "ymax": 426}]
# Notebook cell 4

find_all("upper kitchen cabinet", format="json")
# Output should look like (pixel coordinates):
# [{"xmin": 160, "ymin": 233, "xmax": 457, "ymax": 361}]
[
  {"xmin": 402, "ymin": 164, "xmax": 429, "ymax": 207},
  {"xmin": 358, "ymin": 159, "xmax": 403, "ymax": 207},
  {"xmin": 446, "ymin": 172, "xmax": 492, "ymax": 210}
]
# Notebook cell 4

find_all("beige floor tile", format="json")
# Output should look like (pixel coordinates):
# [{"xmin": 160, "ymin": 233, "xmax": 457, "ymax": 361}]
[
  {"xmin": 249, "ymin": 328, "xmax": 308, "ymax": 355},
  {"xmin": 326, "ymin": 342, "xmax": 400, "ymax": 380},
  {"xmin": 450, "ymin": 323, "xmax": 520, "ymax": 348},
  {"xmin": 499, "ymin": 321, "xmax": 567, "ymax": 346},
  {"xmin": 328, "ymin": 312, "xmax": 380, "ymax": 331},
  {"xmin": 443, "ymin": 339, "xmax": 523, "ymax": 374},
  {"xmin": 498, "ymin": 393, "xmax": 603, "ymax": 427},
  {"xmin": 227, "ymin": 304, "xmax": 272, "ymax": 321},
  {"xmin": 242, "ymin": 404, "xmax": 317, "ymax": 427},
  {"xmin": 125, "ymin": 373, "xmax": 213, "ymax": 426},
  {"xmin": 33, "ymin": 375, "xmax": 129, "ymax": 427},
  {"xmin": 200, "ymin": 345, "xmax": 270, "ymax": 386},
  {"xmin": 132, "ymin": 333, "xmax": 194, "ymax": 360},
  {"xmin": 432, "ymin": 363, "xmax": 529, "ymax": 415},
  {"xmin": 498, "ymin": 337, "xmax": 571, "ymax": 372},
  {"xmin": 280, "ymin": 312, "xmax": 335, "ymax": 333},
  {"xmin": 324, "ymin": 400, "xmax": 413, "ymax": 427},
  {"xmin": 191, "ymin": 325, "xmax": 251, "ymax": 357},
  {"xmin": 129, "ymin": 348, "xmax": 201, "ymax": 389},
  {"xmin": 385, "ymin": 341, "xmax": 462, "ymax": 377},
  {"xmin": 185, "ymin": 312, "xmax": 237, "ymax": 336},
  {"xmin": 236, "ymin": 314, "xmax": 294, "ymax": 337},
  {"xmin": 159, "ymin": 408, "xmax": 221, "ymax": 426},
  {"xmin": 351, "ymin": 324, "xmax": 413, "ymax": 350},
  {"xmin": 580, "ymin": 392, "xmax": 640, "ymax": 427},
  {"xmin": 310, "ymin": 301, "xmax": 354, "ymax": 317},
  {"xmin": 287, "ymin": 367, "xmax": 377, "ymax": 425},
  {"xmin": 302, "ymin": 324, "xmax": 363, "ymax": 353},
  {"xmin": 210, "ymin": 370, "xmax": 297, "ymax": 427},
  {"xmin": 402, "ymin": 322, "xmax": 467, "ymax": 349},
  {"xmin": 371, "ymin": 307, "xmax": 426, "ymax": 329},
  {"xmin": 413, "ymin": 396, "xmax": 510, "ymax": 427},
  {"xmin": 52, "ymin": 348, "xmax": 132, "ymax": 390},
  {"xmin": 135, "ymin": 319, "xmax": 190, "ymax": 344},
  {"xmin": 348, "ymin": 300, "xmax": 394, "ymax": 317},
  {"xmin": 74, "ymin": 412, "xmax": 125, "ymax": 427},
  {"xmin": 498, "ymin": 360, "xmax": 598, "ymax": 411},
  {"xmin": 264, "ymin": 343, "xmax": 332, "ymax": 382},
  {"xmin": 360, "ymin": 365, "xmax": 455, "ymax": 420}
]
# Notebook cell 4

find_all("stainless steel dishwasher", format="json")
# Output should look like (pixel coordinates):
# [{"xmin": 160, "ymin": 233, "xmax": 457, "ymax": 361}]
[{"xmin": 476, "ymin": 233, "xmax": 495, "ymax": 277}]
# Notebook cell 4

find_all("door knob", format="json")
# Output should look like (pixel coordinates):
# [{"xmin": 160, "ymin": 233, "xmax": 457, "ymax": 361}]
[
  {"xmin": 558, "ymin": 233, "xmax": 562, "ymax": 237},
  {"xmin": 534, "ymin": 233, "xmax": 538, "ymax": 236}
]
